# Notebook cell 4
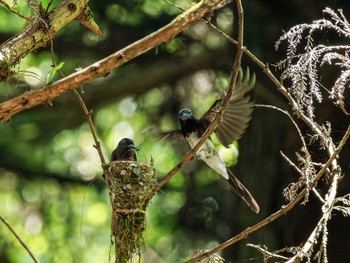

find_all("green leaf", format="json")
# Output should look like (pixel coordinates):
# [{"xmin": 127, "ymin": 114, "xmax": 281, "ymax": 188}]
[{"xmin": 46, "ymin": 62, "xmax": 64, "ymax": 84}]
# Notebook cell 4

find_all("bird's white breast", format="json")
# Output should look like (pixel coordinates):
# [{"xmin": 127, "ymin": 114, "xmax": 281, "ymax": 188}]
[{"xmin": 186, "ymin": 133, "xmax": 229, "ymax": 179}]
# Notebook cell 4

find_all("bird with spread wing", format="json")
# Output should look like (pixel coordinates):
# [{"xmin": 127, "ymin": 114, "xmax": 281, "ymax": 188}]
[{"xmin": 178, "ymin": 68, "xmax": 259, "ymax": 213}]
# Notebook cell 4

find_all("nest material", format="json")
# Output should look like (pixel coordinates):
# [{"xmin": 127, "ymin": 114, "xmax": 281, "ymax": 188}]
[{"xmin": 106, "ymin": 160, "xmax": 157, "ymax": 263}]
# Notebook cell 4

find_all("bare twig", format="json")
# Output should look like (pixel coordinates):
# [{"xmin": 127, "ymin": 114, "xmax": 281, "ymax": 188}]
[
  {"xmin": 75, "ymin": 5, "xmax": 102, "ymax": 37},
  {"xmin": 255, "ymin": 104, "xmax": 320, "ymax": 201},
  {"xmin": 185, "ymin": 125, "xmax": 350, "ymax": 263},
  {"xmin": 72, "ymin": 90, "xmax": 106, "ymax": 166},
  {"xmin": 0, "ymin": 0, "xmax": 29, "ymax": 19},
  {"xmin": 280, "ymin": 151, "xmax": 325, "ymax": 203},
  {"xmin": 0, "ymin": 215, "xmax": 40, "ymax": 263},
  {"xmin": 146, "ymin": 0, "xmax": 244, "ymax": 201},
  {"xmin": 254, "ymin": 104, "xmax": 307, "ymax": 151},
  {"xmin": 247, "ymin": 244, "xmax": 289, "ymax": 260}
]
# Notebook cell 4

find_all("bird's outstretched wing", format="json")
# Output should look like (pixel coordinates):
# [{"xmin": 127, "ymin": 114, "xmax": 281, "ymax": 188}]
[{"xmin": 200, "ymin": 68, "xmax": 255, "ymax": 147}]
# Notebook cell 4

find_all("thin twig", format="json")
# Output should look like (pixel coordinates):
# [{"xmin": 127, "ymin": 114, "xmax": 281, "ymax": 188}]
[
  {"xmin": 280, "ymin": 151, "xmax": 303, "ymax": 176},
  {"xmin": 255, "ymin": 104, "xmax": 308, "ymax": 151},
  {"xmin": 0, "ymin": 0, "xmax": 30, "ymax": 19},
  {"xmin": 247, "ymin": 244, "xmax": 289, "ymax": 260},
  {"xmin": 72, "ymin": 90, "xmax": 107, "ymax": 166},
  {"xmin": 146, "ymin": 0, "xmax": 244, "ymax": 201},
  {"xmin": 185, "ymin": 125, "xmax": 350, "ymax": 263},
  {"xmin": 280, "ymin": 151, "xmax": 325, "ymax": 203},
  {"xmin": 0, "ymin": 215, "xmax": 40, "ymax": 263},
  {"xmin": 254, "ymin": 104, "xmax": 323, "ymax": 201}
]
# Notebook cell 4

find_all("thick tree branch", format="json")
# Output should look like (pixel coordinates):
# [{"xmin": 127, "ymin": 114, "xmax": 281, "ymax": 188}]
[{"xmin": 0, "ymin": 0, "xmax": 232, "ymax": 122}]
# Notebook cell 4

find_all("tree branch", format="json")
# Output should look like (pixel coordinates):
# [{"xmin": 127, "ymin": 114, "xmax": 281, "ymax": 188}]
[
  {"xmin": 0, "ymin": 215, "xmax": 40, "ymax": 263},
  {"xmin": 0, "ymin": 0, "xmax": 232, "ymax": 122}
]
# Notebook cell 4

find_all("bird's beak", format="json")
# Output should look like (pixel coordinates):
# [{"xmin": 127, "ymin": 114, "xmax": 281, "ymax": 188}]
[
  {"xmin": 179, "ymin": 113, "xmax": 192, "ymax": 120},
  {"xmin": 127, "ymin": 144, "xmax": 139, "ymax": 151}
]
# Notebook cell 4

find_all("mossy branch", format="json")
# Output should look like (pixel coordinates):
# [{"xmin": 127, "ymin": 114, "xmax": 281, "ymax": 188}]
[{"xmin": 0, "ymin": 0, "xmax": 100, "ymax": 74}]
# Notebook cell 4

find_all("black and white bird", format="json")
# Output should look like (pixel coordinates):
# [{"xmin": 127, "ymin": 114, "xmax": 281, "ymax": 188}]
[
  {"xmin": 111, "ymin": 138, "xmax": 139, "ymax": 161},
  {"xmin": 178, "ymin": 68, "xmax": 260, "ymax": 213}
]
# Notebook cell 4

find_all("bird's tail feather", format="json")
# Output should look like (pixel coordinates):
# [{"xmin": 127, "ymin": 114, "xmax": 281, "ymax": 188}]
[{"xmin": 227, "ymin": 169, "xmax": 260, "ymax": 214}]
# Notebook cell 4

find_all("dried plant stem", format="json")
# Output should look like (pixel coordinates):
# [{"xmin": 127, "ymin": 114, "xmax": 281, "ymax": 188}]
[
  {"xmin": 0, "ymin": 215, "xmax": 40, "ymax": 263},
  {"xmin": 247, "ymin": 244, "xmax": 289, "ymax": 260},
  {"xmin": 280, "ymin": 151, "xmax": 325, "ymax": 203}
]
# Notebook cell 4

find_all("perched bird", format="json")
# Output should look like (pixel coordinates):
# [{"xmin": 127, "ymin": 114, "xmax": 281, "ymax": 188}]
[
  {"xmin": 111, "ymin": 138, "xmax": 139, "ymax": 161},
  {"xmin": 178, "ymin": 68, "xmax": 260, "ymax": 213}
]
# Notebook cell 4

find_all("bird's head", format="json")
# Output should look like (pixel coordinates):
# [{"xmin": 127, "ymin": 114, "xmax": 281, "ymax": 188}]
[
  {"xmin": 178, "ymin": 108, "xmax": 194, "ymax": 120},
  {"xmin": 118, "ymin": 138, "xmax": 139, "ymax": 151},
  {"xmin": 111, "ymin": 138, "xmax": 139, "ymax": 161}
]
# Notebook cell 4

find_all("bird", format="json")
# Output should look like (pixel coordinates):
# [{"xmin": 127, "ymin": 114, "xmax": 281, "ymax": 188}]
[
  {"xmin": 111, "ymin": 138, "xmax": 139, "ymax": 161},
  {"xmin": 178, "ymin": 68, "xmax": 260, "ymax": 213}
]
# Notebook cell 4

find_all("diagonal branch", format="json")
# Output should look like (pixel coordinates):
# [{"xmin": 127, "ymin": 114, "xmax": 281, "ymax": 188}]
[
  {"xmin": 0, "ymin": 0, "xmax": 232, "ymax": 123},
  {"xmin": 185, "ymin": 124, "xmax": 350, "ymax": 263},
  {"xmin": 0, "ymin": 215, "xmax": 40, "ymax": 263},
  {"xmin": 145, "ymin": 0, "xmax": 243, "ymax": 201},
  {"xmin": 0, "ymin": 0, "xmax": 29, "ymax": 19}
]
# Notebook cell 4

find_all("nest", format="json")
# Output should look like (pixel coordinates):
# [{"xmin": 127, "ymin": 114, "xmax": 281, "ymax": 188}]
[{"xmin": 105, "ymin": 160, "xmax": 157, "ymax": 263}]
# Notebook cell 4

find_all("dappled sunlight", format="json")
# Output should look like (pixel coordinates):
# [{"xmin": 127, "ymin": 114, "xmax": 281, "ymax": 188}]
[{"xmin": 1, "ymin": 0, "xmax": 348, "ymax": 262}]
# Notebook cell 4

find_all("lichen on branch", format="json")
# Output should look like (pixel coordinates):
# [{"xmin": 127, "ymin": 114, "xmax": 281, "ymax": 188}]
[{"xmin": 0, "ymin": 0, "xmax": 100, "ymax": 81}]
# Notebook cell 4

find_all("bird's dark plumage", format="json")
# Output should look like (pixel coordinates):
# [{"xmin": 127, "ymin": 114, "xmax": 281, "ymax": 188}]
[
  {"xmin": 178, "ymin": 68, "xmax": 260, "ymax": 213},
  {"xmin": 111, "ymin": 138, "xmax": 139, "ymax": 161}
]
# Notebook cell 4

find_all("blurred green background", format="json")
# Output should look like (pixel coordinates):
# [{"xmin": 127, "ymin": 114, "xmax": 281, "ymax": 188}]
[{"xmin": 0, "ymin": 0, "xmax": 350, "ymax": 262}]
